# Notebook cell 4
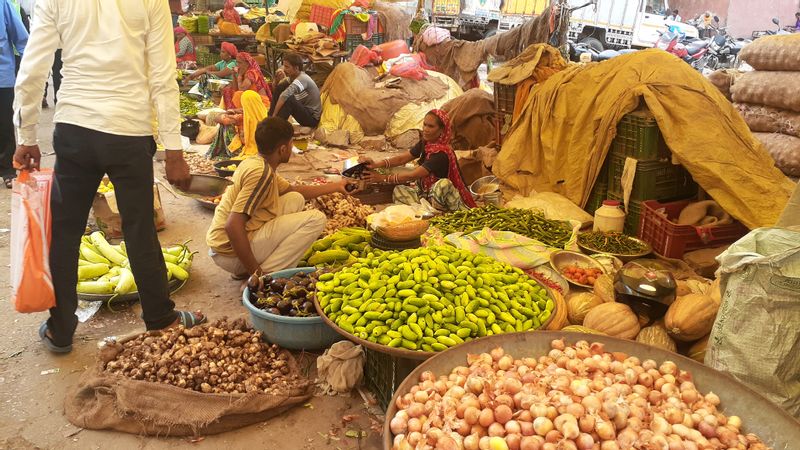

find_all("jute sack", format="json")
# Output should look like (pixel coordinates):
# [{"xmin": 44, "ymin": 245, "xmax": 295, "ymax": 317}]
[
  {"xmin": 64, "ymin": 342, "xmax": 313, "ymax": 436},
  {"xmin": 706, "ymin": 69, "xmax": 741, "ymax": 101},
  {"xmin": 735, "ymin": 103, "xmax": 800, "ymax": 138},
  {"xmin": 738, "ymin": 34, "xmax": 800, "ymax": 71},
  {"xmin": 731, "ymin": 72, "xmax": 800, "ymax": 112},
  {"xmin": 753, "ymin": 132, "xmax": 800, "ymax": 177}
]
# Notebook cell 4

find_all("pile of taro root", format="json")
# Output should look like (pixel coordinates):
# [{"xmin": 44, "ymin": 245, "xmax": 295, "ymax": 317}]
[{"xmin": 103, "ymin": 318, "xmax": 310, "ymax": 395}]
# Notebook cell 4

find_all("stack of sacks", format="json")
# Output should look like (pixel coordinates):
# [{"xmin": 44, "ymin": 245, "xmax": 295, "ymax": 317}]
[{"xmin": 732, "ymin": 35, "xmax": 800, "ymax": 179}]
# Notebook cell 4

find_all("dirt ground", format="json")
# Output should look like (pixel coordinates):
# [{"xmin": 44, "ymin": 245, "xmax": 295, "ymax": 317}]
[{"xmin": 0, "ymin": 102, "xmax": 398, "ymax": 450}]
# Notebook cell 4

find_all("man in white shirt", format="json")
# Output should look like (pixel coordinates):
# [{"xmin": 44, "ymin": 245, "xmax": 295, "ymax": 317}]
[
  {"xmin": 667, "ymin": 9, "xmax": 682, "ymax": 22},
  {"xmin": 13, "ymin": 0, "xmax": 205, "ymax": 354}
]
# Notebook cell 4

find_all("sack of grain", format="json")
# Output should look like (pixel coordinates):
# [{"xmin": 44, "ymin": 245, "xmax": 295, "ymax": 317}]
[
  {"xmin": 736, "ymin": 103, "xmax": 800, "ymax": 138},
  {"xmin": 753, "ymin": 132, "xmax": 800, "ymax": 177},
  {"xmin": 707, "ymin": 69, "xmax": 742, "ymax": 101},
  {"xmin": 731, "ymin": 72, "xmax": 800, "ymax": 112},
  {"xmin": 738, "ymin": 34, "xmax": 800, "ymax": 71}
]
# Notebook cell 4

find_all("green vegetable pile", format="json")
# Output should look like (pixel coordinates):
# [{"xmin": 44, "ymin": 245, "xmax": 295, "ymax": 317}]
[
  {"xmin": 578, "ymin": 231, "xmax": 649, "ymax": 255},
  {"xmin": 179, "ymin": 95, "xmax": 214, "ymax": 117},
  {"xmin": 316, "ymin": 246, "xmax": 554, "ymax": 353},
  {"xmin": 429, "ymin": 204, "xmax": 573, "ymax": 248}
]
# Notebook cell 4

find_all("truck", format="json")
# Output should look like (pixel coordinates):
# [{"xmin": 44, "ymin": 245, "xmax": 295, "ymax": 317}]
[
  {"xmin": 498, "ymin": 0, "xmax": 699, "ymax": 50},
  {"xmin": 431, "ymin": 0, "xmax": 546, "ymax": 39}
]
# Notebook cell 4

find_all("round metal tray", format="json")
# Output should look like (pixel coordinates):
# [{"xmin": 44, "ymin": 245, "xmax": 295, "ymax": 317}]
[
  {"xmin": 550, "ymin": 250, "xmax": 607, "ymax": 289},
  {"xmin": 382, "ymin": 331, "xmax": 800, "ymax": 449},
  {"xmin": 78, "ymin": 278, "xmax": 186, "ymax": 303},
  {"xmin": 578, "ymin": 233, "xmax": 653, "ymax": 262},
  {"xmin": 313, "ymin": 284, "xmax": 557, "ymax": 362}
]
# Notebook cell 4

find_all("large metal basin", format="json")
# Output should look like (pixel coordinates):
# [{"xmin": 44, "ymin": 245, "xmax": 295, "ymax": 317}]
[{"xmin": 382, "ymin": 331, "xmax": 800, "ymax": 450}]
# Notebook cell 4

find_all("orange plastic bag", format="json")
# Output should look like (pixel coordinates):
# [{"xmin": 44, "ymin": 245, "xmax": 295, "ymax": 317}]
[{"xmin": 11, "ymin": 170, "xmax": 55, "ymax": 313}]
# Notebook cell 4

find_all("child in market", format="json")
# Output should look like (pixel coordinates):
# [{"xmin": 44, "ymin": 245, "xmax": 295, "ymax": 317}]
[{"xmin": 206, "ymin": 116, "xmax": 356, "ymax": 279}]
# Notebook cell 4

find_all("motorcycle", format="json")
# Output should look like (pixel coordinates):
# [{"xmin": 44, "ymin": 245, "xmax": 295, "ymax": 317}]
[
  {"xmin": 655, "ymin": 29, "xmax": 710, "ymax": 69},
  {"xmin": 568, "ymin": 40, "xmax": 634, "ymax": 62},
  {"xmin": 696, "ymin": 26, "xmax": 749, "ymax": 71},
  {"xmin": 752, "ymin": 17, "xmax": 793, "ymax": 39}
]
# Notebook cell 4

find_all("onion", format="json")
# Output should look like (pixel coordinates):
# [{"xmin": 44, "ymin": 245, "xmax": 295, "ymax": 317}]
[
  {"xmin": 464, "ymin": 434, "xmax": 481, "ymax": 450},
  {"xmin": 495, "ymin": 394, "xmax": 515, "ymax": 409},
  {"xmin": 505, "ymin": 433, "xmax": 522, "ymax": 450},
  {"xmin": 407, "ymin": 418, "xmax": 422, "ymax": 433},
  {"xmin": 727, "ymin": 415, "xmax": 742, "ymax": 429},
  {"xmin": 465, "ymin": 406, "xmax": 481, "ymax": 425},
  {"xmin": 390, "ymin": 416, "xmax": 408, "ymax": 435},
  {"xmin": 468, "ymin": 377, "xmax": 485, "ymax": 395},
  {"xmin": 504, "ymin": 378, "xmax": 523, "ymax": 395},
  {"xmin": 479, "ymin": 408, "xmax": 495, "ymax": 428},
  {"xmin": 544, "ymin": 430, "xmax": 562, "ymax": 444},
  {"xmin": 519, "ymin": 436, "xmax": 542, "ymax": 450},
  {"xmin": 407, "ymin": 403, "xmax": 424, "ymax": 418},
  {"xmin": 414, "ymin": 390, "xmax": 429, "ymax": 403},
  {"xmin": 505, "ymin": 420, "xmax": 521, "ymax": 435},
  {"xmin": 595, "ymin": 420, "xmax": 615, "ymax": 440},
  {"xmin": 532, "ymin": 417, "xmax": 553, "ymax": 436},
  {"xmin": 407, "ymin": 431, "xmax": 423, "ymax": 446},
  {"xmin": 491, "ymin": 347, "xmax": 505, "ymax": 361},
  {"xmin": 488, "ymin": 422, "xmax": 506, "ymax": 437},
  {"xmin": 489, "ymin": 436, "xmax": 509, "ymax": 450},
  {"xmin": 600, "ymin": 441, "xmax": 619, "ymax": 450}
]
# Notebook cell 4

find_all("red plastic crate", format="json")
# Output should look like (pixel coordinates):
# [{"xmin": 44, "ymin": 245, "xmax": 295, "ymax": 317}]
[
  {"xmin": 309, "ymin": 4, "xmax": 335, "ymax": 28},
  {"xmin": 638, "ymin": 200, "xmax": 749, "ymax": 258},
  {"xmin": 344, "ymin": 13, "xmax": 382, "ymax": 36}
]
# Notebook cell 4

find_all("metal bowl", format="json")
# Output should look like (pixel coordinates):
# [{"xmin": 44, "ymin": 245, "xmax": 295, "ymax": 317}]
[
  {"xmin": 206, "ymin": 79, "xmax": 229, "ymax": 93},
  {"xmin": 549, "ymin": 250, "xmax": 607, "ymax": 289},
  {"xmin": 194, "ymin": 197, "xmax": 219, "ymax": 210},
  {"xmin": 525, "ymin": 264, "xmax": 570, "ymax": 296},
  {"xmin": 469, "ymin": 175, "xmax": 500, "ymax": 197},
  {"xmin": 577, "ymin": 233, "xmax": 653, "ymax": 262},
  {"xmin": 213, "ymin": 159, "xmax": 241, "ymax": 177},
  {"xmin": 176, "ymin": 174, "xmax": 232, "ymax": 199},
  {"xmin": 382, "ymin": 332, "xmax": 800, "ymax": 449}
]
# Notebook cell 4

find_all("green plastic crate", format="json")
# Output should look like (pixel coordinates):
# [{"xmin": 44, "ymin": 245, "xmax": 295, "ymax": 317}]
[
  {"xmin": 584, "ymin": 180, "xmax": 608, "ymax": 216},
  {"xmin": 364, "ymin": 348, "xmax": 421, "ymax": 411},
  {"xmin": 611, "ymin": 110, "xmax": 669, "ymax": 161},
  {"xmin": 607, "ymin": 153, "xmax": 697, "ymax": 202},
  {"xmin": 344, "ymin": 33, "xmax": 384, "ymax": 54},
  {"xmin": 607, "ymin": 192, "xmax": 644, "ymax": 236},
  {"xmin": 196, "ymin": 45, "xmax": 220, "ymax": 68}
]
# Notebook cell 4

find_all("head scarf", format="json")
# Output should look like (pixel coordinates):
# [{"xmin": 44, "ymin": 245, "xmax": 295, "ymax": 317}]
[
  {"xmin": 221, "ymin": 42, "xmax": 238, "ymax": 58},
  {"xmin": 223, "ymin": 0, "xmax": 242, "ymax": 25},
  {"xmin": 174, "ymin": 26, "xmax": 189, "ymax": 38},
  {"xmin": 421, "ymin": 109, "xmax": 477, "ymax": 208},
  {"xmin": 228, "ymin": 90, "xmax": 268, "ymax": 157},
  {"xmin": 238, "ymin": 52, "xmax": 271, "ymax": 100}
]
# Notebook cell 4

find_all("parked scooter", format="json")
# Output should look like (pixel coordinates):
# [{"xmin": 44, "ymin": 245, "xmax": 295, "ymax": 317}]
[
  {"xmin": 568, "ymin": 40, "xmax": 633, "ymax": 62},
  {"xmin": 655, "ymin": 29, "xmax": 709, "ymax": 69}
]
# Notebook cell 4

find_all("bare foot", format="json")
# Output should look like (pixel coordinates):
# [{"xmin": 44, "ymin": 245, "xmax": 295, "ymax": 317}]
[{"xmin": 159, "ymin": 310, "xmax": 206, "ymax": 331}]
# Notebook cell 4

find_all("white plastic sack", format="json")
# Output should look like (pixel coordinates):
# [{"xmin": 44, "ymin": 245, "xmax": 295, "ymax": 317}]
[
  {"xmin": 506, "ymin": 193, "xmax": 594, "ymax": 228},
  {"xmin": 707, "ymin": 228, "xmax": 800, "ymax": 418},
  {"xmin": 421, "ymin": 26, "xmax": 450, "ymax": 46}
]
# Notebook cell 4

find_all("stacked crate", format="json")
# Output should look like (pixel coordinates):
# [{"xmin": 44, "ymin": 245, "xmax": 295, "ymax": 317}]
[
  {"xmin": 493, "ymin": 83, "xmax": 516, "ymax": 146},
  {"xmin": 342, "ymin": 13, "xmax": 384, "ymax": 54},
  {"xmin": 593, "ymin": 108, "xmax": 698, "ymax": 235}
]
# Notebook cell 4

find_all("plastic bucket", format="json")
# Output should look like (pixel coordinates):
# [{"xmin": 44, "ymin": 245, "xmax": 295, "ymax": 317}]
[{"xmin": 242, "ymin": 267, "xmax": 342, "ymax": 350}]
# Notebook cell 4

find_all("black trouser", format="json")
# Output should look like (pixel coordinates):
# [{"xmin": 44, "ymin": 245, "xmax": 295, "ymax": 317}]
[
  {"xmin": 0, "ymin": 88, "xmax": 15, "ymax": 179},
  {"xmin": 269, "ymin": 80, "xmax": 320, "ymax": 128},
  {"xmin": 44, "ymin": 50, "xmax": 63, "ymax": 104},
  {"xmin": 48, "ymin": 124, "xmax": 177, "ymax": 346}
]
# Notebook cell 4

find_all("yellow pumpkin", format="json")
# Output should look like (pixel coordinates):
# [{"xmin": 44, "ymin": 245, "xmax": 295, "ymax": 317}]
[
  {"xmin": 545, "ymin": 290, "xmax": 569, "ymax": 331},
  {"xmin": 592, "ymin": 274, "xmax": 616, "ymax": 303},
  {"xmin": 664, "ymin": 294, "xmax": 719, "ymax": 342},
  {"xmin": 567, "ymin": 292, "xmax": 604, "ymax": 325},
  {"xmin": 583, "ymin": 303, "xmax": 640, "ymax": 339},
  {"xmin": 688, "ymin": 335, "xmax": 710, "ymax": 364},
  {"xmin": 636, "ymin": 324, "xmax": 677, "ymax": 352}
]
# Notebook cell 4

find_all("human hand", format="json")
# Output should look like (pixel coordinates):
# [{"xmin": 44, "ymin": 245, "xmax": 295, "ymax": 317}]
[
  {"xmin": 164, "ymin": 150, "xmax": 192, "ymax": 191},
  {"xmin": 358, "ymin": 156, "xmax": 377, "ymax": 169},
  {"xmin": 13, "ymin": 144, "xmax": 41, "ymax": 171},
  {"xmin": 360, "ymin": 170, "xmax": 384, "ymax": 184}
]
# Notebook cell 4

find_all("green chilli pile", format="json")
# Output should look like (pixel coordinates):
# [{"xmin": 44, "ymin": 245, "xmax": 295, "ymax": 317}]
[
  {"xmin": 316, "ymin": 246, "xmax": 554, "ymax": 353},
  {"xmin": 429, "ymin": 204, "xmax": 573, "ymax": 248}
]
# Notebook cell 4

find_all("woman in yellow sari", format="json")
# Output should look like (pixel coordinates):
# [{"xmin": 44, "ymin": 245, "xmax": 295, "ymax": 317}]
[{"xmin": 228, "ymin": 90, "xmax": 268, "ymax": 157}]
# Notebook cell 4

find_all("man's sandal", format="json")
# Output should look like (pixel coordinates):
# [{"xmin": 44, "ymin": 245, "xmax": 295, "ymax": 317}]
[{"xmin": 38, "ymin": 321, "xmax": 73, "ymax": 354}]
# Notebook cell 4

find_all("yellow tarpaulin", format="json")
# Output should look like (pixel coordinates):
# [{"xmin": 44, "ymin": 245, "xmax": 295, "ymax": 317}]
[{"xmin": 493, "ymin": 49, "xmax": 794, "ymax": 229}]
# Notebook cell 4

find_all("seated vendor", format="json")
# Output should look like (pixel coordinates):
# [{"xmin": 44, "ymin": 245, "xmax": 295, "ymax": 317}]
[
  {"xmin": 269, "ymin": 53, "xmax": 322, "ymax": 128},
  {"xmin": 206, "ymin": 117, "xmax": 357, "ymax": 279},
  {"xmin": 361, "ymin": 109, "xmax": 477, "ymax": 212},
  {"xmin": 174, "ymin": 26, "xmax": 196, "ymax": 70},
  {"xmin": 187, "ymin": 42, "xmax": 238, "ymax": 81},
  {"xmin": 225, "ymin": 52, "xmax": 271, "ymax": 109}
]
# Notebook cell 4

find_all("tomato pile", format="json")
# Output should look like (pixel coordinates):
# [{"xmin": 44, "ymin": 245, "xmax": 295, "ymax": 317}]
[{"xmin": 561, "ymin": 265, "xmax": 603, "ymax": 286}]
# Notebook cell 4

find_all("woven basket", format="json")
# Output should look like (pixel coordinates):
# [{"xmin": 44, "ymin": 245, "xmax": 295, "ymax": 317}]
[{"xmin": 375, "ymin": 220, "xmax": 430, "ymax": 242}]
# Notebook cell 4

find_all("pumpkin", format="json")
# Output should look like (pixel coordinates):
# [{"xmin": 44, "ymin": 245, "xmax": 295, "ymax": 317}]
[
  {"xmin": 561, "ymin": 325, "xmax": 605, "ymax": 335},
  {"xmin": 592, "ymin": 274, "xmax": 616, "ymax": 303},
  {"xmin": 567, "ymin": 292, "xmax": 604, "ymax": 325},
  {"xmin": 545, "ymin": 290, "xmax": 569, "ymax": 330},
  {"xmin": 636, "ymin": 324, "xmax": 677, "ymax": 352},
  {"xmin": 688, "ymin": 335, "xmax": 710, "ymax": 364},
  {"xmin": 583, "ymin": 303, "xmax": 640, "ymax": 339},
  {"xmin": 664, "ymin": 294, "xmax": 719, "ymax": 342}
]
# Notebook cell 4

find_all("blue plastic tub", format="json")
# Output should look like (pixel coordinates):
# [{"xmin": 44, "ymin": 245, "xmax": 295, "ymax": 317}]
[{"xmin": 242, "ymin": 267, "xmax": 342, "ymax": 351}]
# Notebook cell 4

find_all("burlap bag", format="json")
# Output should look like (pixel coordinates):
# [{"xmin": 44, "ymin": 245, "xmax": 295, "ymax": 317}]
[
  {"xmin": 707, "ymin": 69, "xmax": 741, "ymax": 101},
  {"xmin": 64, "ymin": 342, "xmax": 313, "ymax": 436},
  {"xmin": 753, "ymin": 132, "xmax": 800, "ymax": 177},
  {"xmin": 738, "ymin": 34, "xmax": 800, "ymax": 71},
  {"xmin": 316, "ymin": 341, "xmax": 364, "ymax": 393},
  {"xmin": 731, "ymin": 71, "xmax": 800, "ymax": 112},
  {"xmin": 735, "ymin": 103, "xmax": 800, "ymax": 138}
]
